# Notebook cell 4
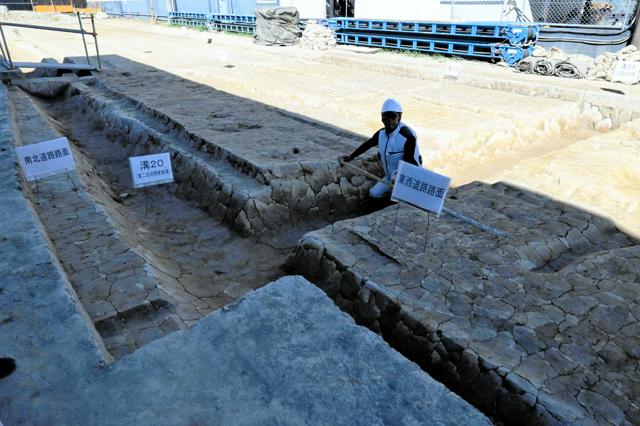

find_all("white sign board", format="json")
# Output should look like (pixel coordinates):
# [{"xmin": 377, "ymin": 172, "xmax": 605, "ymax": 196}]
[
  {"xmin": 611, "ymin": 61, "xmax": 640, "ymax": 85},
  {"xmin": 444, "ymin": 62, "xmax": 463, "ymax": 79},
  {"xmin": 391, "ymin": 161, "xmax": 451, "ymax": 215},
  {"xmin": 129, "ymin": 153, "xmax": 174, "ymax": 189},
  {"xmin": 16, "ymin": 137, "xmax": 75, "ymax": 181}
]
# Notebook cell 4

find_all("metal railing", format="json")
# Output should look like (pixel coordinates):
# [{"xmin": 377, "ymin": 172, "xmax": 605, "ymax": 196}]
[
  {"xmin": 528, "ymin": 0, "xmax": 637, "ymax": 29},
  {"xmin": 0, "ymin": 11, "xmax": 101, "ymax": 70}
]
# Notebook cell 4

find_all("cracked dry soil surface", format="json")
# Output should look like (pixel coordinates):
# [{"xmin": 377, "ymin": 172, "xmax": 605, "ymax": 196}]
[{"xmin": 290, "ymin": 181, "xmax": 640, "ymax": 426}]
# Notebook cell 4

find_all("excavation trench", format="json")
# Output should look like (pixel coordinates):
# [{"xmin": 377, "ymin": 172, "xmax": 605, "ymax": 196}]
[
  {"xmin": 11, "ymin": 77, "xmax": 381, "ymax": 359},
  {"xmin": 10, "ymin": 72, "xmax": 640, "ymax": 424}
]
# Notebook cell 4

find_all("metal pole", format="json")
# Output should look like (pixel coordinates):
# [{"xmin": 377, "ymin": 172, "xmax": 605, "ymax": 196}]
[
  {"xmin": 76, "ymin": 11, "xmax": 91, "ymax": 66},
  {"xmin": 623, "ymin": 0, "xmax": 635, "ymax": 29},
  {"xmin": 0, "ymin": 21, "xmax": 96, "ymax": 34},
  {"xmin": 90, "ymin": 14, "xmax": 101, "ymax": 70},
  {"xmin": 0, "ymin": 24, "xmax": 13, "ymax": 69},
  {"xmin": 0, "ymin": 39, "xmax": 7, "ymax": 68},
  {"xmin": 442, "ymin": 207, "xmax": 509, "ymax": 239},
  {"xmin": 632, "ymin": 7, "xmax": 640, "ymax": 48}
]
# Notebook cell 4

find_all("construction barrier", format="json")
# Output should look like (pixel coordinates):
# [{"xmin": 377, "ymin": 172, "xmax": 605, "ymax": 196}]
[{"xmin": 33, "ymin": 5, "xmax": 99, "ymax": 13}]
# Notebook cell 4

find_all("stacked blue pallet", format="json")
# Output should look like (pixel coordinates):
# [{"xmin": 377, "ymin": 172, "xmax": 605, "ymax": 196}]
[
  {"xmin": 208, "ymin": 14, "xmax": 256, "ymax": 32},
  {"xmin": 169, "ymin": 12, "xmax": 209, "ymax": 27},
  {"xmin": 330, "ymin": 18, "xmax": 539, "ymax": 65},
  {"xmin": 211, "ymin": 14, "xmax": 256, "ymax": 24},
  {"xmin": 169, "ymin": 12, "xmax": 257, "ymax": 32},
  {"xmin": 168, "ymin": 12, "xmax": 537, "ymax": 65},
  {"xmin": 169, "ymin": 12, "xmax": 255, "ymax": 31}
]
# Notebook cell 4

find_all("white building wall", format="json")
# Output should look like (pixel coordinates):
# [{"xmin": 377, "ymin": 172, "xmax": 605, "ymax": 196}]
[
  {"xmin": 272, "ymin": 0, "xmax": 535, "ymax": 22},
  {"xmin": 279, "ymin": 0, "xmax": 326, "ymax": 18},
  {"xmin": 354, "ymin": 0, "xmax": 532, "ymax": 22}
]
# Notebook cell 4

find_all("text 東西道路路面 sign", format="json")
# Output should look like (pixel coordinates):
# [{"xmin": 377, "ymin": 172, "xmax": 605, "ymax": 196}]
[
  {"xmin": 16, "ymin": 137, "xmax": 76, "ymax": 181},
  {"xmin": 391, "ymin": 161, "xmax": 451, "ymax": 215},
  {"xmin": 129, "ymin": 152, "xmax": 174, "ymax": 189}
]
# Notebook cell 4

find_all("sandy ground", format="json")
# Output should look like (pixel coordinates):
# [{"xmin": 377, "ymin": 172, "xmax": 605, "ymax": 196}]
[{"xmin": 2, "ymin": 14, "xmax": 639, "ymax": 237}]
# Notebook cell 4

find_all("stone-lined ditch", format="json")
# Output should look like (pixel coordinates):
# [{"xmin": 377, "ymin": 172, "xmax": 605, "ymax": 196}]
[
  {"xmin": 11, "ymin": 76, "xmax": 383, "ymax": 359},
  {"xmin": 9, "ymin": 73, "xmax": 640, "ymax": 425}
]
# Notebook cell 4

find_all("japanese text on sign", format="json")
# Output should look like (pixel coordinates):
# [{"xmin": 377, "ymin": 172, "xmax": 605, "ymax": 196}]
[
  {"xmin": 16, "ymin": 137, "xmax": 76, "ymax": 181},
  {"xmin": 391, "ymin": 161, "xmax": 451, "ymax": 215},
  {"xmin": 444, "ymin": 62, "xmax": 463, "ymax": 79},
  {"xmin": 611, "ymin": 61, "xmax": 640, "ymax": 85},
  {"xmin": 129, "ymin": 153, "xmax": 174, "ymax": 189}
]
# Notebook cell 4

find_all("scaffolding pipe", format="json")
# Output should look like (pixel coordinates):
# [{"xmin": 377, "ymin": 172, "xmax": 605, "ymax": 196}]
[
  {"xmin": 90, "ymin": 14, "xmax": 101, "ymax": 70},
  {"xmin": 0, "ymin": 38, "xmax": 7, "ymax": 67},
  {"xmin": 0, "ymin": 24, "xmax": 13, "ymax": 69},
  {"xmin": 0, "ymin": 19, "xmax": 101, "ymax": 71},
  {"xmin": 76, "ymin": 12, "xmax": 91, "ymax": 65},
  {"xmin": 0, "ymin": 21, "xmax": 96, "ymax": 36}
]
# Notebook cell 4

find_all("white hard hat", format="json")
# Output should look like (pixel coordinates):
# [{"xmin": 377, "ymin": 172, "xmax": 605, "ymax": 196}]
[{"xmin": 381, "ymin": 98, "xmax": 402, "ymax": 113}]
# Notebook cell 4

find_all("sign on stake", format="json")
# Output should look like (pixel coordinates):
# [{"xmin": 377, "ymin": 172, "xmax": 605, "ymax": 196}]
[
  {"xmin": 340, "ymin": 159, "xmax": 509, "ymax": 239},
  {"xmin": 16, "ymin": 137, "xmax": 76, "ymax": 182},
  {"xmin": 391, "ymin": 161, "xmax": 451, "ymax": 215},
  {"xmin": 129, "ymin": 152, "xmax": 174, "ymax": 189},
  {"xmin": 611, "ymin": 61, "xmax": 640, "ymax": 85},
  {"xmin": 444, "ymin": 62, "xmax": 463, "ymax": 80}
]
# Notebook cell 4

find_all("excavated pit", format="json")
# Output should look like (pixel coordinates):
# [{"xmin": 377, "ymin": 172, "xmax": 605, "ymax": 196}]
[
  {"xmin": 9, "ymin": 77, "xmax": 385, "ymax": 359},
  {"xmin": 8, "ymin": 67, "xmax": 640, "ymax": 425}
]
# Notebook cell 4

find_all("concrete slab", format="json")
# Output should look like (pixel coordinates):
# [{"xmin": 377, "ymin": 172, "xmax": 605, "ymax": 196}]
[
  {"xmin": 10, "ymin": 62, "xmax": 96, "ymax": 71},
  {"xmin": 288, "ymin": 181, "xmax": 640, "ymax": 425},
  {"xmin": 0, "ymin": 269, "xmax": 492, "ymax": 425},
  {"xmin": 2, "ymin": 269, "xmax": 496, "ymax": 425}
]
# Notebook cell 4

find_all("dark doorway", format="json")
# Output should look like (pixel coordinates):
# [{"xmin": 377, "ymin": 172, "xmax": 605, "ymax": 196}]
[{"xmin": 327, "ymin": 0, "xmax": 354, "ymax": 17}]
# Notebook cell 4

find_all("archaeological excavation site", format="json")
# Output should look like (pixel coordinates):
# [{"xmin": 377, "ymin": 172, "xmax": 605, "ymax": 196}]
[{"xmin": 1, "ymin": 10, "xmax": 639, "ymax": 426}]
